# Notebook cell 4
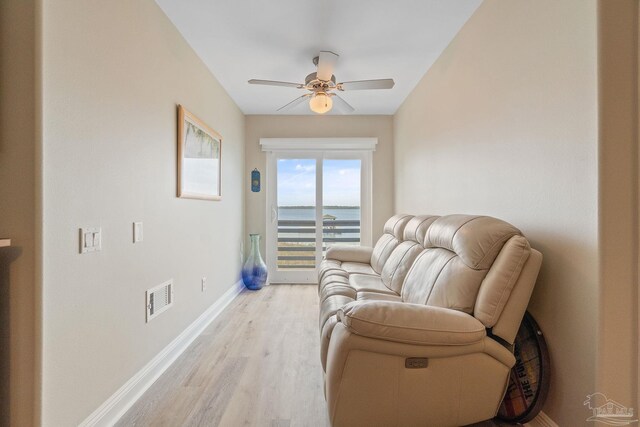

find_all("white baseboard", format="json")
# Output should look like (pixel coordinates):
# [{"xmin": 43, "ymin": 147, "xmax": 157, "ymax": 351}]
[
  {"xmin": 524, "ymin": 411, "xmax": 559, "ymax": 427},
  {"xmin": 79, "ymin": 279, "xmax": 245, "ymax": 427}
]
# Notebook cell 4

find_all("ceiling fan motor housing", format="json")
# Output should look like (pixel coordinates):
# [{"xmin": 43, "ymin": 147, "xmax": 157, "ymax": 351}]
[{"xmin": 305, "ymin": 72, "xmax": 336, "ymax": 89}]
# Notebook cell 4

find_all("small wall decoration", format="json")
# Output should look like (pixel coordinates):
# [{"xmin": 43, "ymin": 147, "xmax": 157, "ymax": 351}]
[
  {"xmin": 251, "ymin": 168, "xmax": 261, "ymax": 192},
  {"xmin": 177, "ymin": 105, "xmax": 222, "ymax": 200}
]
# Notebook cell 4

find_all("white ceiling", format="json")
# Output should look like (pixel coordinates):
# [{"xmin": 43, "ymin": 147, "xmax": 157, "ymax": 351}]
[{"xmin": 155, "ymin": 0, "xmax": 482, "ymax": 115}]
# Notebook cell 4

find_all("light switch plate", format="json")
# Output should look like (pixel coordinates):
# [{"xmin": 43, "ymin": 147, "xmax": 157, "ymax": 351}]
[
  {"xmin": 133, "ymin": 222, "xmax": 143, "ymax": 243},
  {"xmin": 80, "ymin": 227, "xmax": 101, "ymax": 254}
]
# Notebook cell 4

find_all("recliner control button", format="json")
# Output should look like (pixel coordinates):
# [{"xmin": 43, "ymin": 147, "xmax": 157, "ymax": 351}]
[{"xmin": 405, "ymin": 358, "xmax": 429, "ymax": 369}]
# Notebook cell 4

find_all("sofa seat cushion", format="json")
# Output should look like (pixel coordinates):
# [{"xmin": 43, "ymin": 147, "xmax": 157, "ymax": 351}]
[
  {"xmin": 320, "ymin": 259, "xmax": 342, "ymax": 270},
  {"xmin": 320, "ymin": 295, "xmax": 355, "ymax": 330},
  {"xmin": 320, "ymin": 283, "xmax": 357, "ymax": 302},
  {"xmin": 318, "ymin": 259, "xmax": 343, "ymax": 279},
  {"xmin": 320, "ymin": 272, "xmax": 349, "ymax": 286},
  {"xmin": 342, "ymin": 262, "xmax": 377, "ymax": 276},
  {"xmin": 318, "ymin": 274, "xmax": 349, "ymax": 296},
  {"xmin": 357, "ymin": 291, "xmax": 402, "ymax": 302},
  {"xmin": 349, "ymin": 274, "xmax": 397, "ymax": 295}
]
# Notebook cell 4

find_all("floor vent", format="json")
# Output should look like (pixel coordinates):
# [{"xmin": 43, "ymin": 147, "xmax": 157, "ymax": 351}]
[{"xmin": 146, "ymin": 279, "xmax": 173, "ymax": 322}]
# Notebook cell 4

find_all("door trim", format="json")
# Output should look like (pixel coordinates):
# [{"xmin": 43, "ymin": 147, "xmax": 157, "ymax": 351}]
[{"xmin": 261, "ymin": 137, "xmax": 377, "ymax": 152}]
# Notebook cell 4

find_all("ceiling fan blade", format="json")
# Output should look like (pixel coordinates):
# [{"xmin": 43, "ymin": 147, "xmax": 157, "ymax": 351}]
[
  {"xmin": 330, "ymin": 94, "xmax": 355, "ymax": 114},
  {"xmin": 248, "ymin": 79, "xmax": 303, "ymax": 88},
  {"xmin": 338, "ymin": 79, "xmax": 395, "ymax": 91},
  {"xmin": 276, "ymin": 94, "xmax": 311, "ymax": 112},
  {"xmin": 316, "ymin": 51, "xmax": 339, "ymax": 81}
]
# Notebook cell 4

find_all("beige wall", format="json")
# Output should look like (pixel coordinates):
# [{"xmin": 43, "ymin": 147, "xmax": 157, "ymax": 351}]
[
  {"xmin": 4, "ymin": 0, "xmax": 636, "ymax": 425},
  {"xmin": 41, "ymin": 1, "xmax": 245, "ymax": 425},
  {"xmin": 393, "ymin": 1, "xmax": 600, "ymax": 424},
  {"xmin": 0, "ymin": 0, "xmax": 38, "ymax": 425},
  {"xmin": 244, "ymin": 115, "xmax": 394, "ymax": 256}
]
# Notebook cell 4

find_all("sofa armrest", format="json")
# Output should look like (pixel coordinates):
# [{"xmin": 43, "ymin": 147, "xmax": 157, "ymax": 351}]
[
  {"xmin": 325, "ymin": 245, "xmax": 373, "ymax": 263},
  {"xmin": 337, "ymin": 301, "xmax": 486, "ymax": 346}
]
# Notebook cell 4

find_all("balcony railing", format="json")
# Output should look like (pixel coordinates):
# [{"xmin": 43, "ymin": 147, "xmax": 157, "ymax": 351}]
[{"xmin": 277, "ymin": 219, "xmax": 360, "ymax": 269}]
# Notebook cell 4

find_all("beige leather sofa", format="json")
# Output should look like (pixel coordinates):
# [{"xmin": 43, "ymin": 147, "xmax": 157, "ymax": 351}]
[{"xmin": 318, "ymin": 214, "xmax": 542, "ymax": 426}]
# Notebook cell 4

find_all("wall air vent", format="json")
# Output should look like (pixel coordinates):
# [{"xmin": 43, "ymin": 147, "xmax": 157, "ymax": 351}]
[{"xmin": 146, "ymin": 279, "xmax": 173, "ymax": 322}]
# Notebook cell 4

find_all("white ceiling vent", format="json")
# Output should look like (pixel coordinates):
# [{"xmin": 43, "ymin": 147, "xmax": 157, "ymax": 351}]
[{"xmin": 146, "ymin": 279, "xmax": 173, "ymax": 322}]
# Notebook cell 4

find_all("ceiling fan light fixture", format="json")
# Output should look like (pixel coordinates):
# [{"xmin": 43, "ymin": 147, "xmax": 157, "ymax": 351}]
[
  {"xmin": 309, "ymin": 92, "xmax": 333, "ymax": 114},
  {"xmin": 248, "ymin": 51, "xmax": 394, "ymax": 114}
]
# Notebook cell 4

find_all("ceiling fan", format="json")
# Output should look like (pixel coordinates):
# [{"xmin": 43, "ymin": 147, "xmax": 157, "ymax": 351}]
[{"xmin": 248, "ymin": 51, "xmax": 395, "ymax": 114}]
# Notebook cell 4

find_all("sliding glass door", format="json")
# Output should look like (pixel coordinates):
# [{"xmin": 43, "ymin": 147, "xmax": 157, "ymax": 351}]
[
  {"xmin": 274, "ymin": 156, "xmax": 319, "ymax": 283},
  {"xmin": 322, "ymin": 158, "xmax": 362, "ymax": 259},
  {"xmin": 266, "ymin": 151, "xmax": 371, "ymax": 284}
]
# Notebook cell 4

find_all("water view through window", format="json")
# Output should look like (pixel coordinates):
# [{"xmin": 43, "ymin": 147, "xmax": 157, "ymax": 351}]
[{"xmin": 276, "ymin": 158, "xmax": 361, "ymax": 270}]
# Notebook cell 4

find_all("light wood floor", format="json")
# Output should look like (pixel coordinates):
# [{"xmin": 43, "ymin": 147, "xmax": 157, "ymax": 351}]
[
  {"xmin": 118, "ymin": 285, "xmax": 512, "ymax": 427},
  {"xmin": 118, "ymin": 285, "xmax": 328, "ymax": 427}
]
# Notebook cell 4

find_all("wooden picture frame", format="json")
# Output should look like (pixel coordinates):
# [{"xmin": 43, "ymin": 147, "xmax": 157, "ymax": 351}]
[{"xmin": 177, "ymin": 105, "xmax": 222, "ymax": 200}]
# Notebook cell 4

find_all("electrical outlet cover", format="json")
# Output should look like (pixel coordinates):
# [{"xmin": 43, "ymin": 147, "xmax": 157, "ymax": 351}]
[{"xmin": 133, "ymin": 222, "xmax": 143, "ymax": 243}]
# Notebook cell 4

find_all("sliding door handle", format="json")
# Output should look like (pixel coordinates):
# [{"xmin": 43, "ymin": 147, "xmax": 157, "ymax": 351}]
[{"xmin": 271, "ymin": 207, "xmax": 278, "ymax": 223}]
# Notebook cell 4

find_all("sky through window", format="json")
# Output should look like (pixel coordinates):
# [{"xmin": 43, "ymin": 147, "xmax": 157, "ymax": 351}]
[{"xmin": 277, "ymin": 159, "xmax": 361, "ymax": 206}]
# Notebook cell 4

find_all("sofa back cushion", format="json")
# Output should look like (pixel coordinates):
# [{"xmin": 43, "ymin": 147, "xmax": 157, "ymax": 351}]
[
  {"xmin": 424, "ymin": 215, "xmax": 521, "ymax": 269},
  {"xmin": 381, "ymin": 215, "xmax": 439, "ymax": 294},
  {"xmin": 370, "ymin": 214, "xmax": 412, "ymax": 274},
  {"xmin": 401, "ymin": 215, "xmax": 529, "ymax": 323},
  {"xmin": 403, "ymin": 215, "xmax": 439, "ymax": 244}
]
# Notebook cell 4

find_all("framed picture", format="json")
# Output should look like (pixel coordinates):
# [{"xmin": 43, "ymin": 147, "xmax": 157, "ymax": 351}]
[{"xmin": 177, "ymin": 105, "xmax": 222, "ymax": 200}]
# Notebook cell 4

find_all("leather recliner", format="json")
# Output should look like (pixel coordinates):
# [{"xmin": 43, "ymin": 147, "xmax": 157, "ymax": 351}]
[
  {"xmin": 318, "ymin": 214, "xmax": 542, "ymax": 426},
  {"xmin": 318, "ymin": 213, "xmax": 414, "ymax": 283}
]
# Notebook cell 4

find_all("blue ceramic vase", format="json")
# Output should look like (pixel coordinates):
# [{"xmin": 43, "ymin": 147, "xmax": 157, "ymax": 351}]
[{"xmin": 242, "ymin": 234, "xmax": 268, "ymax": 290}]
